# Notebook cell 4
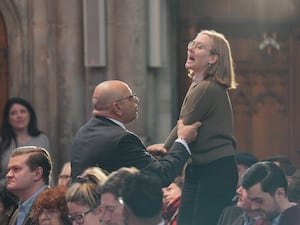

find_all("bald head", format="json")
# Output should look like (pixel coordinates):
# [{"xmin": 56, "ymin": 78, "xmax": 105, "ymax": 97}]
[
  {"xmin": 92, "ymin": 80, "xmax": 139, "ymax": 124},
  {"xmin": 93, "ymin": 80, "xmax": 131, "ymax": 110}
]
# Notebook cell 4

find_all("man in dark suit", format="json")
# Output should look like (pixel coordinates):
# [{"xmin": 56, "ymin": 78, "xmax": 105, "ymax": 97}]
[{"xmin": 71, "ymin": 80, "xmax": 201, "ymax": 186}]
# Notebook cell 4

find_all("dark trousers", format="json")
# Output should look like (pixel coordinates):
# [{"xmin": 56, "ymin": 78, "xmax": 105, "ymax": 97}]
[{"xmin": 177, "ymin": 156, "xmax": 238, "ymax": 225}]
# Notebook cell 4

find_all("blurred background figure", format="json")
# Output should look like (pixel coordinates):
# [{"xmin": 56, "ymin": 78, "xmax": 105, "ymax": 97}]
[
  {"xmin": 162, "ymin": 176, "xmax": 184, "ymax": 225},
  {"xmin": 262, "ymin": 155, "xmax": 296, "ymax": 185},
  {"xmin": 66, "ymin": 167, "xmax": 107, "ymax": 225},
  {"xmin": 32, "ymin": 185, "xmax": 71, "ymax": 225},
  {"xmin": 288, "ymin": 168, "xmax": 300, "ymax": 203},
  {"xmin": 0, "ymin": 97, "xmax": 50, "ymax": 179},
  {"xmin": 235, "ymin": 152, "xmax": 258, "ymax": 187},
  {"xmin": 57, "ymin": 161, "xmax": 71, "ymax": 186},
  {"xmin": 0, "ymin": 183, "xmax": 18, "ymax": 225}
]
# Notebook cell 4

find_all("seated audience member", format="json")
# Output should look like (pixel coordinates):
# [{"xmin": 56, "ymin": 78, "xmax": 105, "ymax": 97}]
[
  {"xmin": 100, "ymin": 167, "xmax": 139, "ymax": 225},
  {"xmin": 262, "ymin": 155, "xmax": 296, "ymax": 185},
  {"xmin": 32, "ymin": 185, "xmax": 71, "ymax": 225},
  {"xmin": 6, "ymin": 146, "xmax": 52, "ymax": 225},
  {"xmin": 235, "ymin": 152, "xmax": 258, "ymax": 187},
  {"xmin": 0, "ymin": 183, "xmax": 18, "ymax": 225},
  {"xmin": 241, "ymin": 161, "xmax": 300, "ymax": 225},
  {"xmin": 57, "ymin": 161, "xmax": 71, "ymax": 186},
  {"xmin": 162, "ymin": 176, "xmax": 183, "ymax": 225},
  {"xmin": 66, "ymin": 167, "xmax": 107, "ymax": 225},
  {"xmin": 217, "ymin": 185, "xmax": 269, "ymax": 225},
  {"xmin": 81, "ymin": 167, "xmax": 108, "ymax": 186},
  {"xmin": 120, "ymin": 171, "xmax": 164, "ymax": 225},
  {"xmin": 0, "ymin": 97, "xmax": 50, "ymax": 180},
  {"xmin": 288, "ymin": 168, "xmax": 300, "ymax": 203}
]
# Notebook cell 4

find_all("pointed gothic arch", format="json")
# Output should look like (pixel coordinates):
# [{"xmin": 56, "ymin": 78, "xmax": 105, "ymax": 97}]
[{"xmin": 0, "ymin": 0, "xmax": 28, "ymax": 96}]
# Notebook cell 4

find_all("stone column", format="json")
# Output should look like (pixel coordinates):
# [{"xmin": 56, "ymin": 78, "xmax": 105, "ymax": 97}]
[
  {"xmin": 55, "ymin": 0, "xmax": 85, "ymax": 171},
  {"xmin": 107, "ymin": 0, "xmax": 148, "ymax": 139}
]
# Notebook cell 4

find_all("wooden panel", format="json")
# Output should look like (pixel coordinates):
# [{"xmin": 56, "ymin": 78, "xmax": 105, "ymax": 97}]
[
  {"xmin": 231, "ymin": 71, "xmax": 289, "ymax": 159},
  {"xmin": 179, "ymin": 0, "xmax": 299, "ymax": 22},
  {"xmin": 178, "ymin": 0, "xmax": 300, "ymax": 165},
  {"xmin": 290, "ymin": 31, "xmax": 300, "ymax": 161}
]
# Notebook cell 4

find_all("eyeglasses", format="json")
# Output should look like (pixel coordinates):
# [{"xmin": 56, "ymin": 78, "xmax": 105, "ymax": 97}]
[
  {"xmin": 187, "ymin": 41, "xmax": 217, "ymax": 54},
  {"xmin": 59, "ymin": 175, "xmax": 71, "ymax": 180},
  {"xmin": 37, "ymin": 208, "xmax": 58, "ymax": 219},
  {"xmin": 115, "ymin": 93, "xmax": 138, "ymax": 102},
  {"xmin": 68, "ymin": 208, "xmax": 94, "ymax": 224}
]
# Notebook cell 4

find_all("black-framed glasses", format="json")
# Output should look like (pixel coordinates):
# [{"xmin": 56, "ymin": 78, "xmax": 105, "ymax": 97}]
[
  {"xmin": 115, "ymin": 93, "xmax": 137, "ymax": 103},
  {"xmin": 68, "ymin": 208, "xmax": 94, "ymax": 224}
]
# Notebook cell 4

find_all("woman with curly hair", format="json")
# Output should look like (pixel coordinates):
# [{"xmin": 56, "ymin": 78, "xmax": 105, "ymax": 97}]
[{"xmin": 32, "ymin": 185, "xmax": 71, "ymax": 225}]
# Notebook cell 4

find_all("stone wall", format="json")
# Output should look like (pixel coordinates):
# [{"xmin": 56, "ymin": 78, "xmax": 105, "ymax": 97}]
[{"xmin": 0, "ymin": 0, "xmax": 178, "ymax": 179}]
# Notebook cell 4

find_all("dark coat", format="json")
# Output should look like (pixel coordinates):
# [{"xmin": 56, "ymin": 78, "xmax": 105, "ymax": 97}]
[{"xmin": 71, "ymin": 116, "xmax": 190, "ymax": 187}]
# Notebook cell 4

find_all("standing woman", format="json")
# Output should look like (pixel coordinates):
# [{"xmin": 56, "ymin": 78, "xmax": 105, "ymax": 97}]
[
  {"xmin": 163, "ymin": 30, "xmax": 237, "ymax": 225},
  {"xmin": 0, "ymin": 97, "xmax": 50, "ymax": 178}
]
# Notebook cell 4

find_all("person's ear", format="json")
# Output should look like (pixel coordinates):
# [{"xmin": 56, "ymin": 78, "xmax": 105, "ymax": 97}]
[
  {"xmin": 275, "ymin": 187, "xmax": 286, "ymax": 201},
  {"xmin": 33, "ymin": 166, "xmax": 43, "ymax": 181},
  {"xmin": 97, "ymin": 205, "xmax": 103, "ymax": 223},
  {"xmin": 209, "ymin": 54, "xmax": 218, "ymax": 64},
  {"xmin": 111, "ymin": 102, "xmax": 123, "ymax": 117},
  {"xmin": 122, "ymin": 206, "xmax": 129, "ymax": 221}
]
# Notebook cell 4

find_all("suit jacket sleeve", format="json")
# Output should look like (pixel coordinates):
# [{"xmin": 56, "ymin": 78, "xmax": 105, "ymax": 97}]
[{"xmin": 118, "ymin": 132, "xmax": 190, "ymax": 187}]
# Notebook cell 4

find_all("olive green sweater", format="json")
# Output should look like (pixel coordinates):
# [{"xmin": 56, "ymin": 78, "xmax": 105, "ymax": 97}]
[{"xmin": 164, "ymin": 77, "xmax": 236, "ymax": 165}]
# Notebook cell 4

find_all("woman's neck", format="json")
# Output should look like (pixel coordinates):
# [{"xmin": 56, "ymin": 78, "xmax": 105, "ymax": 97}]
[
  {"xmin": 14, "ymin": 129, "xmax": 32, "ymax": 145},
  {"xmin": 192, "ymin": 72, "xmax": 205, "ymax": 84}
]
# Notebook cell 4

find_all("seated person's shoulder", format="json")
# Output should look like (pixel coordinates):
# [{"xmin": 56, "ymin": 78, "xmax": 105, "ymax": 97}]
[
  {"xmin": 279, "ymin": 204, "xmax": 300, "ymax": 225},
  {"xmin": 218, "ymin": 205, "xmax": 243, "ymax": 224},
  {"xmin": 222, "ymin": 205, "xmax": 243, "ymax": 215}
]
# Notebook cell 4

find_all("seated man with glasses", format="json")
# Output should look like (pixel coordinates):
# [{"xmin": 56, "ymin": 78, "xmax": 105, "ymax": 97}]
[
  {"xmin": 71, "ymin": 80, "xmax": 201, "ymax": 187},
  {"xmin": 57, "ymin": 161, "xmax": 71, "ymax": 186}
]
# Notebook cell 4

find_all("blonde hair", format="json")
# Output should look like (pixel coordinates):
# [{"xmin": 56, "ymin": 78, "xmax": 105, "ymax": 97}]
[
  {"xmin": 188, "ymin": 30, "xmax": 237, "ymax": 89},
  {"xmin": 66, "ymin": 167, "xmax": 107, "ymax": 208}
]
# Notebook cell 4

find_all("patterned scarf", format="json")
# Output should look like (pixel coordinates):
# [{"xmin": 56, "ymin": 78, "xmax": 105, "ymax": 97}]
[{"xmin": 163, "ymin": 197, "xmax": 181, "ymax": 225}]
